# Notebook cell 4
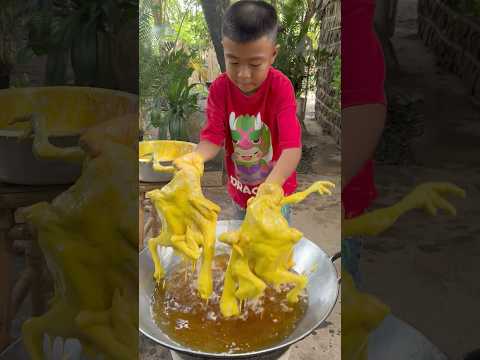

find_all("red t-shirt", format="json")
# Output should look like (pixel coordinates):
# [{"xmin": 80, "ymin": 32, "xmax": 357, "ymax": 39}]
[
  {"xmin": 201, "ymin": 67, "xmax": 302, "ymax": 208},
  {"xmin": 342, "ymin": 0, "xmax": 386, "ymax": 218}
]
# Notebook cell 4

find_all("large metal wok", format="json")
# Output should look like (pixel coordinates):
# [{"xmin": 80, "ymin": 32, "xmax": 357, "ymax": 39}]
[
  {"xmin": 139, "ymin": 220, "xmax": 340, "ymax": 359},
  {"xmin": 0, "ymin": 87, "xmax": 137, "ymax": 185}
]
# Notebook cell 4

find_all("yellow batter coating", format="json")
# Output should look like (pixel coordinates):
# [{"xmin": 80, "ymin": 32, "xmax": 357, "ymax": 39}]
[
  {"xmin": 147, "ymin": 152, "xmax": 221, "ymax": 300},
  {"xmin": 219, "ymin": 181, "xmax": 335, "ymax": 317}
]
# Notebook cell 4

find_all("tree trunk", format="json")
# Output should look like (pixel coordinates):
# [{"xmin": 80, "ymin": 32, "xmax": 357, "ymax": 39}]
[
  {"xmin": 200, "ymin": 0, "xmax": 230, "ymax": 73},
  {"xmin": 0, "ymin": 75, "xmax": 9, "ymax": 89}
]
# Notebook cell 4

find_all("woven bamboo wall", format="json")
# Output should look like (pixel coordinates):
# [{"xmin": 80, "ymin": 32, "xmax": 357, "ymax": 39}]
[
  {"xmin": 315, "ymin": 0, "xmax": 341, "ymax": 146},
  {"xmin": 418, "ymin": 0, "xmax": 480, "ymax": 101}
]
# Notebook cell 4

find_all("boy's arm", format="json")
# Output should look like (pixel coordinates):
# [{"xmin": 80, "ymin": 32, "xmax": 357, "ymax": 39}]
[
  {"xmin": 342, "ymin": 104, "xmax": 386, "ymax": 190},
  {"xmin": 195, "ymin": 78, "xmax": 226, "ymax": 162},
  {"xmin": 342, "ymin": 8, "xmax": 386, "ymax": 191},
  {"xmin": 265, "ymin": 147, "xmax": 302, "ymax": 185},
  {"xmin": 194, "ymin": 140, "xmax": 222, "ymax": 162}
]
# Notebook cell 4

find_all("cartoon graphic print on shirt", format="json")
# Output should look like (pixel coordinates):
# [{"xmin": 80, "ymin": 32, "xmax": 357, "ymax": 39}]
[{"xmin": 229, "ymin": 112, "xmax": 274, "ymax": 185}]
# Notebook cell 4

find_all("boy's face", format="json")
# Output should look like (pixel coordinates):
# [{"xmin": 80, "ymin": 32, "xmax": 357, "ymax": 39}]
[{"xmin": 222, "ymin": 36, "xmax": 278, "ymax": 95}]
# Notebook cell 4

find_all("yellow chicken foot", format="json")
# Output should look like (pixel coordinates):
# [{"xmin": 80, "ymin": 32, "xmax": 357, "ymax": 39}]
[
  {"xmin": 75, "ymin": 290, "xmax": 137, "ymax": 360},
  {"xmin": 152, "ymin": 150, "xmax": 175, "ymax": 173},
  {"xmin": 10, "ymin": 113, "xmax": 85, "ymax": 163},
  {"xmin": 281, "ymin": 181, "xmax": 335, "ymax": 206},
  {"xmin": 148, "ymin": 234, "xmax": 165, "ymax": 282},
  {"xmin": 343, "ymin": 182, "xmax": 466, "ymax": 237}
]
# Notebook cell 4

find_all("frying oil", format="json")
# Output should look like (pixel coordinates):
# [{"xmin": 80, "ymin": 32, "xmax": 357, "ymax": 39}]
[{"xmin": 151, "ymin": 254, "xmax": 308, "ymax": 354}]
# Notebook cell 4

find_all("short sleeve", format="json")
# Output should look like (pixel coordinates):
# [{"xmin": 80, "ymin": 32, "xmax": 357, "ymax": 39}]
[
  {"xmin": 341, "ymin": 5, "xmax": 386, "ymax": 108},
  {"xmin": 200, "ymin": 79, "xmax": 227, "ymax": 146},
  {"xmin": 276, "ymin": 80, "xmax": 302, "ymax": 150}
]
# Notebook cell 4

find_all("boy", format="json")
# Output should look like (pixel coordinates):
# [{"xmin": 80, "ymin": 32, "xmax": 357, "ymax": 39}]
[
  {"xmin": 342, "ymin": 0, "xmax": 387, "ymax": 285},
  {"xmin": 180, "ymin": 0, "xmax": 302, "ymax": 221}
]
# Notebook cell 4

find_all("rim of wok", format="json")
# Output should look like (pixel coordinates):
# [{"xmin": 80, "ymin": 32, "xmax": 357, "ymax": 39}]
[
  {"xmin": 139, "ymin": 224, "xmax": 340, "ymax": 359},
  {"xmin": 0, "ymin": 86, "xmax": 138, "ymax": 137}
]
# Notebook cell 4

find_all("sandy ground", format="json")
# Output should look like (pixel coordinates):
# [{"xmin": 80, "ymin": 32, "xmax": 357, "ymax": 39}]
[
  {"xmin": 139, "ymin": 96, "xmax": 341, "ymax": 360},
  {"xmin": 360, "ymin": 0, "xmax": 480, "ymax": 358}
]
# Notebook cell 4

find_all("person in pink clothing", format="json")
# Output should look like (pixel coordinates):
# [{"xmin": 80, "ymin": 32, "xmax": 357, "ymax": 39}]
[
  {"xmin": 342, "ymin": 0, "xmax": 387, "ymax": 286},
  {"xmin": 186, "ymin": 0, "xmax": 302, "ymax": 221}
]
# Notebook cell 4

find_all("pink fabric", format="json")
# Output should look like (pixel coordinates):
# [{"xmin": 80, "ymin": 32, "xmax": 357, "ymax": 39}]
[
  {"xmin": 341, "ymin": 0, "xmax": 386, "ymax": 218},
  {"xmin": 201, "ymin": 67, "xmax": 301, "ymax": 209}
]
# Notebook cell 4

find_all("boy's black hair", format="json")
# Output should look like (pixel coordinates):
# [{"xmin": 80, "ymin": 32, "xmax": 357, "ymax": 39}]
[{"xmin": 222, "ymin": 0, "xmax": 278, "ymax": 43}]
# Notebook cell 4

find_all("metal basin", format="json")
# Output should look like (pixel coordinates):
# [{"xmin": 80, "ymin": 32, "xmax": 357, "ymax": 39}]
[
  {"xmin": 0, "ymin": 86, "xmax": 137, "ymax": 185},
  {"xmin": 139, "ymin": 140, "xmax": 196, "ymax": 183},
  {"xmin": 368, "ymin": 315, "xmax": 447, "ymax": 360},
  {"xmin": 139, "ymin": 220, "xmax": 340, "ymax": 359}
]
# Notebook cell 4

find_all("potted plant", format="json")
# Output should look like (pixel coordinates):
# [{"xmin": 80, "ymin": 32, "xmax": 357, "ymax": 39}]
[{"xmin": 140, "ymin": 44, "xmax": 203, "ymax": 141}]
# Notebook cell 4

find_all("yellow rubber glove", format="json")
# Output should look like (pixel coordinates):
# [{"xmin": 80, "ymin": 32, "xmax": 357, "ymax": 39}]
[
  {"xmin": 219, "ymin": 180, "xmax": 335, "ymax": 317},
  {"xmin": 147, "ymin": 152, "xmax": 221, "ymax": 300}
]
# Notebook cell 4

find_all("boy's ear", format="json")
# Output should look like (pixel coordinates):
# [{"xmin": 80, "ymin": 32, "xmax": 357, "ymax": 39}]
[{"xmin": 272, "ymin": 44, "xmax": 280, "ymax": 64}]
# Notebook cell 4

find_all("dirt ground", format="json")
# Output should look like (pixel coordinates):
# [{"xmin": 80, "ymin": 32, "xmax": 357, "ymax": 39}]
[
  {"xmin": 360, "ymin": 0, "xmax": 480, "ymax": 358},
  {"xmin": 139, "ymin": 95, "xmax": 342, "ymax": 360}
]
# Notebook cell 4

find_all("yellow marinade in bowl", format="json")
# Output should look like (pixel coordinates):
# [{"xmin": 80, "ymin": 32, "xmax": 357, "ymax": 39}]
[{"xmin": 139, "ymin": 140, "xmax": 196, "ymax": 163}]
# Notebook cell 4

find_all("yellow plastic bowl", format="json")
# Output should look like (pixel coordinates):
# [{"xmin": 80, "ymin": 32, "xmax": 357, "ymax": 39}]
[
  {"xmin": 139, "ymin": 140, "xmax": 196, "ymax": 163},
  {"xmin": 0, "ymin": 86, "xmax": 137, "ymax": 137},
  {"xmin": 0, "ymin": 86, "xmax": 137, "ymax": 185},
  {"xmin": 139, "ymin": 140, "xmax": 196, "ymax": 182}
]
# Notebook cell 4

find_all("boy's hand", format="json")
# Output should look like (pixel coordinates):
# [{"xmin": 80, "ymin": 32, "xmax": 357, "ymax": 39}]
[
  {"xmin": 255, "ymin": 182, "xmax": 284, "ymax": 199},
  {"xmin": 173, "ymin": 152, "xmax": 205, "ymax": 176}
]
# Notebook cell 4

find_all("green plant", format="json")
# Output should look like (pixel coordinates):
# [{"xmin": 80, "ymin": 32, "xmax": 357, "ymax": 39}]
[
  {"xmin": 330, "ymin": 55, "xmax": 341, "ymax": 112},
  {"xmin": 140, "ymin": 0, "xmax": 205, "ymax": 141},
  {"xmin": 0, "ymin": 1, "xmax": 33, "ymax": 87},
  {"xmin": 26, "ymin": 0, "xmax": 137, "ymax": 85},
  {"xmin": 444, "ymin": 0, "xmax": 480, "ymax": 16},
  {"xmin": 152, "ymin": 49, "xmax": 203, "ymax": 140},
  {"xmin": 274, "ymin": 0, "xmax": 319, "ymax": 97}
]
